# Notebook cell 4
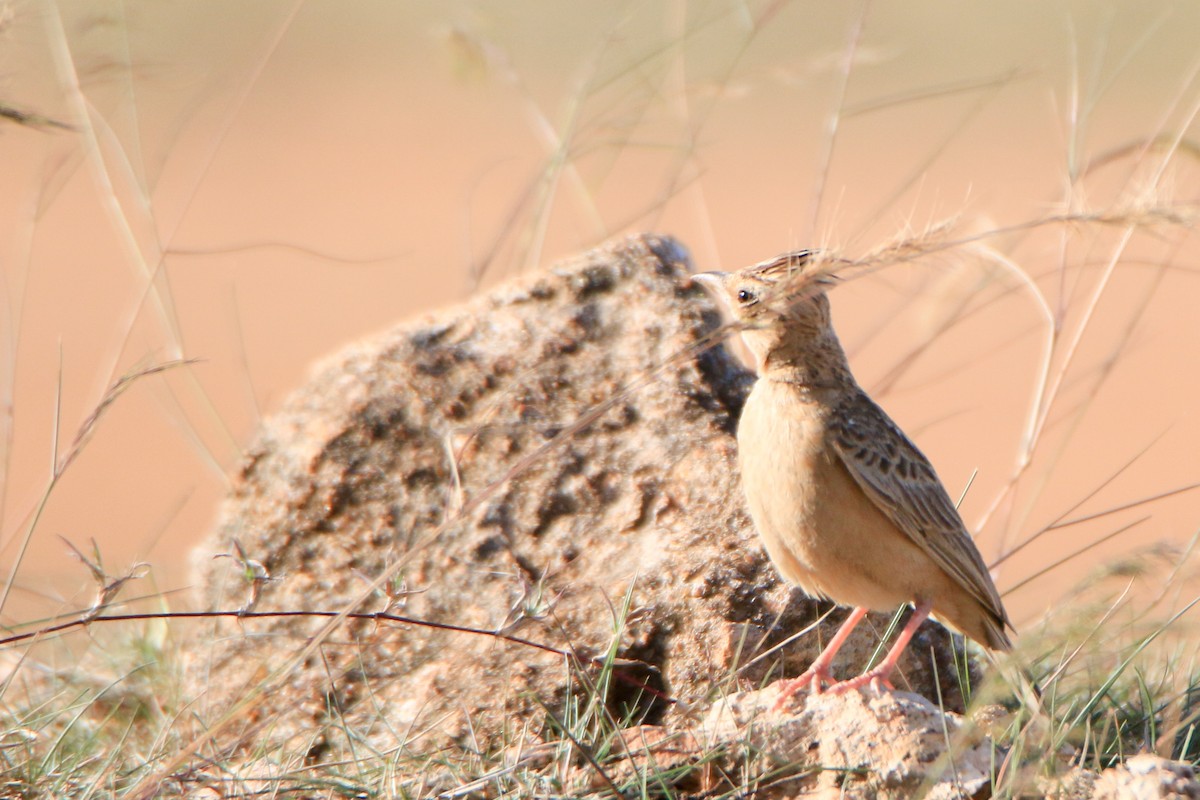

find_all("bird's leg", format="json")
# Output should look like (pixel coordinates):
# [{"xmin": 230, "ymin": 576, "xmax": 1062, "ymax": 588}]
[
  {"xmin": 771, "ymin": 607, "xmax": 868, "ymax": 711},
  {"xmin": 827, "ymin": 599, "xmax": 934, "ymax": 695}
]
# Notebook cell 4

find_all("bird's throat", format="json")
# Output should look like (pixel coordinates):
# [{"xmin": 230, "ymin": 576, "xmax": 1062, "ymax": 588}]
[{"xmin": 758, "ymin": 332, "xmax": 854, "ymax": 392}]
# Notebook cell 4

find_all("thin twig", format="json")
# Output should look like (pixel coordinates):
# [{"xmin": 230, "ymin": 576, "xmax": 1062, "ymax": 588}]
[{"xmin": 0, "ymin": 610, "xmax": 571, "ymax": 657}]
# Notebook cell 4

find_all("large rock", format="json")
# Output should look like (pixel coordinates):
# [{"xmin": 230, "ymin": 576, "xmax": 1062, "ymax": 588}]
[{"xmin": 188, "ymin": 233, "xmax": 969, "ymax": 765}]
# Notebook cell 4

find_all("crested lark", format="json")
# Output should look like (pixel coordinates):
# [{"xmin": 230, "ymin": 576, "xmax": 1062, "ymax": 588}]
[{"xmin": 693, "ymin": 250, "xmax": 1013, "ymax": 707}]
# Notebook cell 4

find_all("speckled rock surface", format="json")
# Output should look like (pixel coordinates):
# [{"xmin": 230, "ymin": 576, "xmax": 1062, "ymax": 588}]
[
  {"xmin": 1094, "ymin": 755, "xmax": 1199, "ymax": 800},
  {"xmin": 700, "ymin": 684, "xmax": 996, "ymax": 799}
]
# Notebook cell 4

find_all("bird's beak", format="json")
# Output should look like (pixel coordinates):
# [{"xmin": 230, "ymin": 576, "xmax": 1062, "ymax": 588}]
[{"xmin": 688, "ymin": 271, "xmax": 729, "ymax": 293}]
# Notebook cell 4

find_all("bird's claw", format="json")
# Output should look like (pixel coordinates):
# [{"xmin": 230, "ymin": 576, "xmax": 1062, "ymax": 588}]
[
  {"xmin": 770, "ymin": 668, "xmax": 833, "ymax": 712},
  {"xmin": 826, "ymin": 668, "xmax": 895, "ymax": 695}
]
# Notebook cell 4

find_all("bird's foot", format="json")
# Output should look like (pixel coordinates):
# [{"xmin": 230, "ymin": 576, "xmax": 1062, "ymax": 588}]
[
  {"xmin": 770, "ymin": 668, "xmax": 832, "ymax": 712},
  {"xmin": 826, "ymin": 667, "xmax": 895, "ymax": 695}
]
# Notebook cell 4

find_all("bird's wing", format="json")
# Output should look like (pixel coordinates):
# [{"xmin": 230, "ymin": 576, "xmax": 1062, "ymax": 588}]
[{"xmin": 828, "ymin": 390, "xmax": 1010, "ymax": 629}]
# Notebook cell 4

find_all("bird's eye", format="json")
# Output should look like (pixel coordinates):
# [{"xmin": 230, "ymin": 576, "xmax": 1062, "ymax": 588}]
[{"xmin": 737, "ymin": 288, "xmax": 756, "ymax": 304}]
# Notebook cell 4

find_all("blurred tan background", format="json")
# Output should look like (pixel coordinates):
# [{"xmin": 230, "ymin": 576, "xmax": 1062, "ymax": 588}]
[{"xmin": 2, "ymin": 1, "xmax": 1198, "ymax": 630}]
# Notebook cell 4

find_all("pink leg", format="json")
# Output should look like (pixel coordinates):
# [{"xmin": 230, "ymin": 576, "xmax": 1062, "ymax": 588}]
[
  {"xmin": 827, "ymin": 599, "xmax": 934, "ymax": 695},
  {"xmin": 772, "ymin": 607, "xmax": 869, "ymax": 711}
]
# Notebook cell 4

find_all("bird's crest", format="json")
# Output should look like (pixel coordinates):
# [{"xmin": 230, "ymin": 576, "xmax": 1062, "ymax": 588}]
[{"xmin": 746, "ymin": 249, "xmax": 839, "ymax": 288}]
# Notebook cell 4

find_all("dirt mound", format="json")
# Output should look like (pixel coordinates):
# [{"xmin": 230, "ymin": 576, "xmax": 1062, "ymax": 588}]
[{"xmin": 188, "ymin": 233, "xmax": 967, "ymax": 764}]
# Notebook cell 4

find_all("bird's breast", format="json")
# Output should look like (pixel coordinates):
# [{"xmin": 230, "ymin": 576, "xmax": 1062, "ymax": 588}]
[{"xmin": 737, "ymin": 380, "xmax": 832, "ymax": 586}]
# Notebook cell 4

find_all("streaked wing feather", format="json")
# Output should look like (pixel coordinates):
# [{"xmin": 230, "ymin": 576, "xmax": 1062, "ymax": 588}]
[{"xmin": 828, "ymin": 391, "xmax": 1010, "ymax": 628}]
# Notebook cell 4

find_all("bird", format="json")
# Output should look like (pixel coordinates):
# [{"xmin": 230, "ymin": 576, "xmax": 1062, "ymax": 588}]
[{"xmin": 692, "ymin": 250, "xmax": 1013, "ymax": 708}]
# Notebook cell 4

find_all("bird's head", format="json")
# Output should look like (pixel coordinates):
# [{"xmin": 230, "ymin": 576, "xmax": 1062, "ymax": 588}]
[{"xmin": 691, "ymin": 250, "xmax": 841, "ymax": 371}]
